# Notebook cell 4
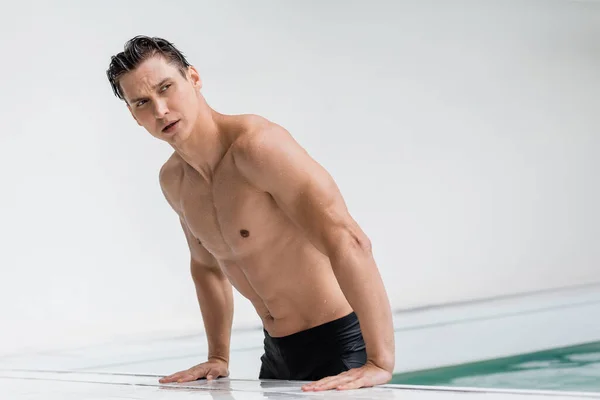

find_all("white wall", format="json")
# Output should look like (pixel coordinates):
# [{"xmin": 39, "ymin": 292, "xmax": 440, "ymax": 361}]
[{"xmin": 1, "ymin": 0, "xmax": 599, "ymax": 354}]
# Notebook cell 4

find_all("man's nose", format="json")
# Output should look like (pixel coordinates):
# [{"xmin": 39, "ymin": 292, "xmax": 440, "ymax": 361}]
[{"xmin": 153, "ymin": 99, "xmax": 169, "ymax": 119}]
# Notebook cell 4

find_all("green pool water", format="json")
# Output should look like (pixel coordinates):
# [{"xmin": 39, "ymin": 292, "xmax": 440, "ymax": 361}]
[{"xmin": 391, "ymin": 341, "xmax": 600, "ymax": 393}]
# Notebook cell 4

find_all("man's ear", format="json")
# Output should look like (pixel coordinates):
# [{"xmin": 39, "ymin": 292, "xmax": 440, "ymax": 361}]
[
  {"xmin": 127, "ymin": 104, "xmax": 142, "ymax": 126},
  {"xmin": 187, "ymin": 66, "xmax": 203, "ymax": 91}
]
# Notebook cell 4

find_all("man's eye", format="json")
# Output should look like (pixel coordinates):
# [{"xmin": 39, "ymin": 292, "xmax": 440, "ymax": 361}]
[
  {"xmin": 136, "ymin": 100, "xmax": 147, "ymax": 107},
  {"xmin": 161, "ymin": 84, "xmax": 171, "ymax": 92}
]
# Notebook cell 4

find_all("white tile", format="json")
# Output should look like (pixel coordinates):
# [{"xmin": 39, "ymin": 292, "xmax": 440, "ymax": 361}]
[
  {"xmin": 2, "ymin": 283, "xmax": 599, "ymax": 397},
  {"xmin": 1, "ymin": 371, "xmax": 598, "ymax": 400}
]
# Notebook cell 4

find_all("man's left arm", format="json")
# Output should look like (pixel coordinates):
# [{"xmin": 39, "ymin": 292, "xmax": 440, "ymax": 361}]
[{"xmin": 234, "ymin": 124, "xmax": 395, "ymax": 391}]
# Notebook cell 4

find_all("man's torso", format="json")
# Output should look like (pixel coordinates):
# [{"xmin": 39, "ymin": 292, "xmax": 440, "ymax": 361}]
[{"xmin": 160, "ymin": 116, "xmax": 352, "ymax": 337}]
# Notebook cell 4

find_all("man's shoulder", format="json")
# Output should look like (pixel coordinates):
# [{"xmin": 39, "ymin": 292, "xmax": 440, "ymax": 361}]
[
  {"xmin": 158, "ymin": 152, "xmax": 185, "ymax": 203},
  {"xmin": 159, "ymin": 152, "xmax": 184, "ymax": 180},
  {"xmin": 232, "ymin": 116, "xmax": 292, "ymax": 166}
]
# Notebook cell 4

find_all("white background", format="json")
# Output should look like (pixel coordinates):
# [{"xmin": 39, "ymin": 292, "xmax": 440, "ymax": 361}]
[{"xmin": 1, "ymin": 0, "xmax": 599, "ymax": 355}]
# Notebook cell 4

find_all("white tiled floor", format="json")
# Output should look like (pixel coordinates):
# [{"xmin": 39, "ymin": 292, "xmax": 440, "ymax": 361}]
[
  {"xmin": 2, "ymin": 371, "xmax": 599, "ymax": 399},
  {"xmin": 3, "ymin": 283, "xmax": 599, "ymax": 378},
  {"xmin": 2, "ymin": 284, "xmax": 600, "ymax": 398}
]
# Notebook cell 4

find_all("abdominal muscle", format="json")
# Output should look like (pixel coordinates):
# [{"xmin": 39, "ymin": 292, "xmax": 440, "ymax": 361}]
[{"xmin": 219, "ymin": 234, "xmax": 353, "ymax": 338}]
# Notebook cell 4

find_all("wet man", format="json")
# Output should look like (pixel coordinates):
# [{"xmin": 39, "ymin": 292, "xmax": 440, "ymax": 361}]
[{"xmin": 106, "ymin": 35, "xmax": 395, "ymax": 391}]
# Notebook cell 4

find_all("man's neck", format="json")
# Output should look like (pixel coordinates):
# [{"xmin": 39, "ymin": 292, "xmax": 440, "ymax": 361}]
[{"xmin": 172, "ymin": 110, "xmax": 230, "ymax": 184}]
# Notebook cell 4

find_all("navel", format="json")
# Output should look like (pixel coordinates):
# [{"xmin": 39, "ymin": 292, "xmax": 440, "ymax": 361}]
[{"xmin": 240, "ymin": 229, "xmax": 250, "ymax": 238}]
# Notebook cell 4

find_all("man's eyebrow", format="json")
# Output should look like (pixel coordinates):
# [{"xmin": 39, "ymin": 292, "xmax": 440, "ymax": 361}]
[
  {"xmin": 153, "ymin": 78, "xmax": 171, "ymax": 90},
  {"xmin": 129, "ymin": 78, "xmax": 171, "ymax": 104}
]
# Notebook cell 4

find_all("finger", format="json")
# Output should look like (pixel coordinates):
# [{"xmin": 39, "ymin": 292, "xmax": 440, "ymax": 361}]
[
  {"xmin": 178, "ymin": 369, "xmax": 208, "ymax": 383},
  {"xmin": 312, "ymin": 371, "xmax": 351, "ymax": 386},
  {"xmin": 337, "ymin": 377, "xmax": 367, "ymax": 391},
  {"xmin": 159, "ymin": 371, "xmax": 187, "ymax": 383},
  {"xmin": 302, "ymin": 375, "xmax": 341, "ymax": 391},
  {"xmin": 177, "ymin": 374, "xmax": 197, "ymax": 383},
  {"xmin": 303, "ymin": 373, "xmax": 354, "ymax": 391},
  {"xmin": 317, "ymin": 375, "xmax": 356, "ymax": 391},
  {"xmin": 303, "ymin": 377, "xmax": 345, "ymax": 391},
  {"xmin": 166, "ymin": 368, "xmax": 206, "ymax": 383}
]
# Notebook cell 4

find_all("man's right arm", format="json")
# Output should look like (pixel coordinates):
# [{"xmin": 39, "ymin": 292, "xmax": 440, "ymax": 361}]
[
  {"xmin": 180, "ymin": 218, "xmax": 234, "ymax": 368},
  {"xmin": 159, "ymin": 219, "xmax": 234, "ymax": 383},
  {"xmin": 158, "ymin": 161, "xmax": 234, "ymax": 382}
]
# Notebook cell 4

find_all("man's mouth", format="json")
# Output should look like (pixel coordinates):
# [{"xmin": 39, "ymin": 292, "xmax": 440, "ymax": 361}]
[{"xmin": 162, "ymin": 120, "xmax": 180, "ymax": 133}]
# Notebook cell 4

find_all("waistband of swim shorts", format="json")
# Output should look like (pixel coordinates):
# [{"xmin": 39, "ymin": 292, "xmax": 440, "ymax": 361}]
[{"xmin": 263, "ymin": 312, "xmax": 360, "ymax": 347}]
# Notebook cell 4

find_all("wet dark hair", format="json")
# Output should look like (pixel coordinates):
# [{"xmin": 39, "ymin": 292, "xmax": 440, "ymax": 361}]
[{"xmin": 106, "ymin": 35, "xmax": 191, "ymax": 101}]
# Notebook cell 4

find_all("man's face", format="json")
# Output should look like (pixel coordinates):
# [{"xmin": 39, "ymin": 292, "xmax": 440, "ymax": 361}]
[{"xmin": 119, "ymin": 55, "xmax": 202, "ymax": 143}]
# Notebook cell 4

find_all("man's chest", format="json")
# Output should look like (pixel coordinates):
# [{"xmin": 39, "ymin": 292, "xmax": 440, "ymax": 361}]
[{"xmin": 177, "ymin": 162, "xmax": 285, "ymax": 259}]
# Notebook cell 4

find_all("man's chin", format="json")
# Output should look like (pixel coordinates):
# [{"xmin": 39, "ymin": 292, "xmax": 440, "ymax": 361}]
[{"xmin": 162, "ymin": 129, "xmax": 191, "ymax": 144}]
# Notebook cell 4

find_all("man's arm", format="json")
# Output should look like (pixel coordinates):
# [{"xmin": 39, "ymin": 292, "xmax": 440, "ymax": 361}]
[
  {"xmin": 180, "ymin": 219, "xmax": 234, "ymax": 366},
  {"xmin": 233, "ymin": 124, "xmax": 395, "ymax": 389},
  {"xmin": 158, "ymin": 164, "xmax": 233, "ymax": 383}
]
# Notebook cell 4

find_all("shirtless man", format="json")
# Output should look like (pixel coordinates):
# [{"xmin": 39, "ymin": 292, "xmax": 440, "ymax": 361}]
[{"xmin": 106, "ymin": 35, "xmax": 395, "ymax": 391}]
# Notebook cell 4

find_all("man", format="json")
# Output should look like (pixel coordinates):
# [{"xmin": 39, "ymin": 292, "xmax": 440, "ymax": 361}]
[{"xmin": 106, "ymin": 35, "xmax": 395, "ymax": 391}]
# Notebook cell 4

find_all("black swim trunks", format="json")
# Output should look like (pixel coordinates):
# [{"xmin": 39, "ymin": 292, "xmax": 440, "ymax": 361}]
[{"xmin": 258, "ymin": 312, "xmax": 367, "ymax": 381}]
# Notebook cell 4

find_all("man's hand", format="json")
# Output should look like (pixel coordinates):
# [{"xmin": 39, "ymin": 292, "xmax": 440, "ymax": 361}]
[
  {"xmin": 158, "ymin": 358, "xmax": 229, "ymax": 384},
  {"xmin": 301, "ymin": 361, "xmax": 392, "ymax": 392}
]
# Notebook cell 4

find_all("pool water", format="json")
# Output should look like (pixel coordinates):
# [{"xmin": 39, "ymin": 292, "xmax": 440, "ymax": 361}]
[{"xmin": 391, "ymin": 341, "xmax": 600, "ymax": 393}]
